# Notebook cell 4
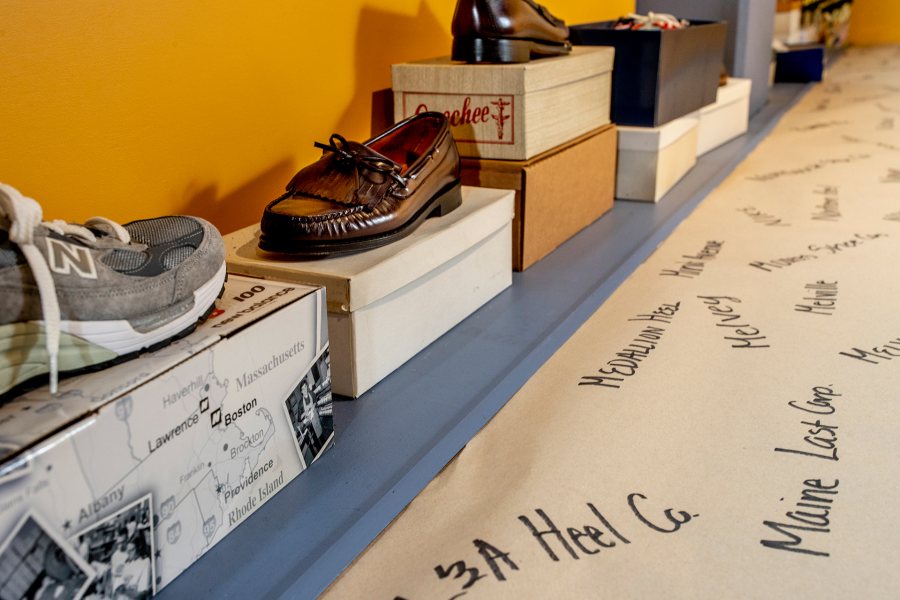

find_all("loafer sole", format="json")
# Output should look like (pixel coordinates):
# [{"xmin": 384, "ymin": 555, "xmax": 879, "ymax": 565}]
[
  {"xmin": 452, "ymin": 36, "xmax": 572, "ymax": 64},
  {"xmin": 258, "ymin": 180, "xmax": 463, "ymax": 259}
]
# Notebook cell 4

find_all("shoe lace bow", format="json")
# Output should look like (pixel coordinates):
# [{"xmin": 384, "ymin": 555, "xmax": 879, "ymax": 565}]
[
  {"xmin": 0, "ymin": 183, "xmax": 131, "ymax": 394},
  {"xmin": 314, "ymin": 134, "xmax": 409, "ymax": 209}
]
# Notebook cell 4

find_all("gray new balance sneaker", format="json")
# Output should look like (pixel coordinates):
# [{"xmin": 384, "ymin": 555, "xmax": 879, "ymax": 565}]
[{"xmin": 0, "ymin": 183, "xmax": 226, "ymax": 400}]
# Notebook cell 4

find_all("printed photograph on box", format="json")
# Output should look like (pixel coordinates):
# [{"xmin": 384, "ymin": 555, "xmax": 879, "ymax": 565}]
[
  {"xmin": 0, "ymin": 512, "xmax": 95, "ymax": 600},
  {"xmin": 283, "ymin": 346, "xmax": 334, "ymax": 467},
  {"xmin": 73, "ymin": 494, "xmax": 156, "ymax": 599}
]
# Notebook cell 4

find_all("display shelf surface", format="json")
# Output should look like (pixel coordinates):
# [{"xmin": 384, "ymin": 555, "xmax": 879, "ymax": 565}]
[{"xmin": 160, "ymin": 82, "xmax": 810, "ymax": 600}]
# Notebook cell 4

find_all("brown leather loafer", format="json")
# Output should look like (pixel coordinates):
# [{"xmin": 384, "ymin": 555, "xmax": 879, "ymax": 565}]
[
  {"xmin": 259, "ymin": 112, "xmax": 461, "ymax": 258},
  {"xmin": 451, "ymin": 0, "xmax": 572, "ymax": 63}
]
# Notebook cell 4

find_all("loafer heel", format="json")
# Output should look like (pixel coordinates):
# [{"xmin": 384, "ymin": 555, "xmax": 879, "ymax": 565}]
[
  {"xmin": 452, "ymin": 37, "xmax": 532, "ymax": 64},
  {"xmin": 430, "ymin": 181, "xmax": 463, "ymax": 217}
]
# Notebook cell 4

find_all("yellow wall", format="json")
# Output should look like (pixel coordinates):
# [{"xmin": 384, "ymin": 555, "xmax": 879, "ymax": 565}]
[
  {"xmin": 849, "ymin": 0, "xmax": 900, "ymax": 45},
  {"xmin": 1, "ymin": 0, "xmax": 632, "ymax": 234}
]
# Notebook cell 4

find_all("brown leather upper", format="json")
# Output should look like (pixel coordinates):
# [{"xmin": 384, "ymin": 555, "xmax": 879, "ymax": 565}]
[
  {"xmin": 261, "ymin": 112, "xmax": 460, "ymax": 243},
  {"xmin": 451, "ymin": 0, "xmax": 569, "ymax": 44}
]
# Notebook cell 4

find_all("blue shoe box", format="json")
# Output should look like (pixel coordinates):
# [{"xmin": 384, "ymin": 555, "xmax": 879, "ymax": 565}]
[{"xmin": 775, "ymin": 43, "xmax": 825, "ymax": 83}]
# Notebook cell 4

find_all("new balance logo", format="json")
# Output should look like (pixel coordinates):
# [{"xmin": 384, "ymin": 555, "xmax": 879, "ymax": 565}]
[{"xmin": 46, "ymin": 238, "xmax": 97, "ymax": 279}]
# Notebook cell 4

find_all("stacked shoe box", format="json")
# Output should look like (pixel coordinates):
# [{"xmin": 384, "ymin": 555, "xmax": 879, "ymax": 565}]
[
  {"xmin": 226, "ymin": 187, "xmax": 514, "ymax": 397},
  {"xmin": 392, "ymin": 47, "xmax": 617, "ymax": 271},
  {"xmin": 571, "ymin": 19, "xmax": 728, "ymax": 202},
  {"xmin": 0, "ymin": 184, "xmax": 336, "ymax": 596},
  {"xmin": 629, "ymin": 1, "xmax": 762, "ymax": 155},
  {"xmin": 0, "ymin": 276, "xmax": 333, "ymax": 596},
  {"xmin": 771, "ymin": 0, "xmax": 829, "ymax": 84}
]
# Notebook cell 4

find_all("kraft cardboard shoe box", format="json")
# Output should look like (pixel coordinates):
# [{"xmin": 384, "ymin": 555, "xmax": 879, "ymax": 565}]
[
  {"xmin": 460, "ymin": 124, "xmax": 616, "ymax": 271},
  {"xmin": 0, "ymin": 277, "xmax": 333, "ymax": 597},
  {"xmin": 226, "ymin": 186, "xmax": 514, "ymax": 397},
  {"xmin": 391, "ymin": 47, "xmax": 613, "ymax": 161}
]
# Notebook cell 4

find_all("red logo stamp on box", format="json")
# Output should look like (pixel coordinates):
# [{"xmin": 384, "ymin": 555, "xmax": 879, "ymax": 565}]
[{"xmin": 401, "ymin": 92, "xmax": 515, "ymax": 145}]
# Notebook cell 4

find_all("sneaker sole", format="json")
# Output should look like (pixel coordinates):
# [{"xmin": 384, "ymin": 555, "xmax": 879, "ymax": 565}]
[{"xmin": 0, "ymin": 263, "xmax": 227, "ymax": 401}]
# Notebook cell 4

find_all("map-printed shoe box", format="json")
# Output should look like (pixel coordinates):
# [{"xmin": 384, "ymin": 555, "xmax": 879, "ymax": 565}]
[
  {"xmin": 616, "ymin": 115, "xmax": 699, "ymax": 202},
  {"xmin": 460, "ymin": 125, "xmax": 616, "ymax": 271},
  {"xmin": 0, "ymin": 276, "xmax": 333, "ymax": 597},
  {"xmin": 226, "ymin": 187, "xmax": 514, "ymax": 397},
  {"xmin": 391, "ymin": 47, "xmax": 613, "ymax": 161},
  {"xmin": 692, "ymin": 77, "xmax": 752, "ymax": 156}
]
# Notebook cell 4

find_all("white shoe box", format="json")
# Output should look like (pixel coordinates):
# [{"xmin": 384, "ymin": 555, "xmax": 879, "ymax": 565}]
[
  {"xmin": 0, "ymin": 277, "xmax": 332, "ymax": 595},
  {"xmin": 226, "ymin": 186, "xmax": 514, "ymax": 397},
  {"xmin": 693, "ymin": 78, "xmax": 752, "ymax": 156},
  {"xmin": 615, "ymin": 115, "xmax": 699, "ymax": 203}
]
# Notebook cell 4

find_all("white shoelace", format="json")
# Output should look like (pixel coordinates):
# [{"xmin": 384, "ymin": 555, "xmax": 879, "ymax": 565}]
[{"xmin": 0, "ymin": 183, "xmax": 131, "ymax": 394}]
